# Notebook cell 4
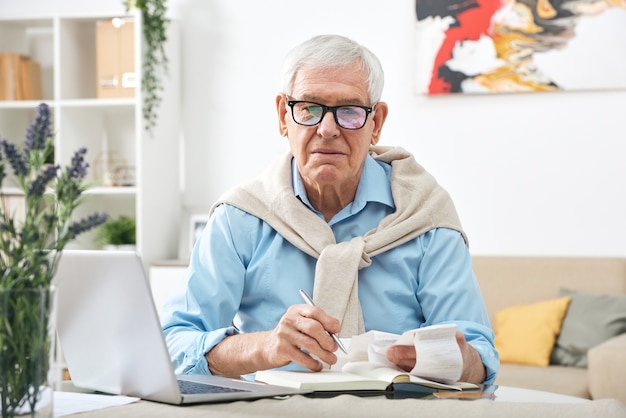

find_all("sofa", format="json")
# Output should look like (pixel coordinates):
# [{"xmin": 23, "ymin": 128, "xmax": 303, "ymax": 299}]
[{"xmin": 472, "ymin": 256, "xmax": 626, "ymax": 403}]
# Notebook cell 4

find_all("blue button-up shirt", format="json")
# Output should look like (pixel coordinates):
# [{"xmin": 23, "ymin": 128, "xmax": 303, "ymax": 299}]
[{"xmin": 161, "ymin": 155, "xmax": 499, "ymax": 383}]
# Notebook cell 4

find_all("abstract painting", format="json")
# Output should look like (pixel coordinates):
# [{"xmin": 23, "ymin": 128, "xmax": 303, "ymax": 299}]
[{"xmin": 414, "ymin": 0, "xmax": 626, "ymax": 94}]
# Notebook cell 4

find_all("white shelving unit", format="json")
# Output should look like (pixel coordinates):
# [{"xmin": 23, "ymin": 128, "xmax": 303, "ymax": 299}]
[{"xmin": 0, "ymin": 11, "xmax": 181, "ymax": 271}]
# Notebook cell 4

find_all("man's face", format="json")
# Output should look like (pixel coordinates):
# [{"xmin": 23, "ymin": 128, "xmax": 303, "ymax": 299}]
[{"xmin": 276, "ymin": 62, "xmax": 387, "ymax": 197}]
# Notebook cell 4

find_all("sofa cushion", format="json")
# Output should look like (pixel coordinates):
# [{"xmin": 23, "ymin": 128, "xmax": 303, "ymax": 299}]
[
  {"xmin": 495, "ymin": 297, "xmax": 571, "ymax": 366},
  {"xmin": 551, "ymin": 289, "xmax": 626, "ymax": 367},
  {"xmin": 587, "ymin": 333, "xmax": 626, "ymax": 404},
  {"xmin": 495, "ymin": 363, "xmax": 591, "ymax": 399}
]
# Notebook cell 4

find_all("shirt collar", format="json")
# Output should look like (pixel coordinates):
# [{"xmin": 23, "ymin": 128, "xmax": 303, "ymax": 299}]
[{"xmin": 292, "ymin": 154, "xmax": 395, "ymax": 212}]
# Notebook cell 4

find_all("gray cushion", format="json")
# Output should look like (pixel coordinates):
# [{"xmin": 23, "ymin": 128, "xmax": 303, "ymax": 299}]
[{"xmin": 550, "ymin": 288, "xmax": 626, "ymax": 367}]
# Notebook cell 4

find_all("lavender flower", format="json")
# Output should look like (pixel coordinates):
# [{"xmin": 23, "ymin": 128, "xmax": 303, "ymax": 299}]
[
  {"xmin": 0, "ymin": 144, "xmax": 5, "ymax": 184},
  {"xmin": 19, "ymin": 225, "xmax": 40, "ymax": 244},
  {"xmin": 1, "ymin": 104, "xmax": 107, "ymax": 418},
  {"xmin": 66, "ymin": 147, "xmax": 89, "ymax": 181},
  {"xmin": 1, "ymin": 139, "xmax": 28, "ymax": 177},
  {"xmin": 24, "ymin": 103, "xmax": 52, "ymax": 152},
  {"xmin": 28, "ymin": 164, "xmax": 59, "ymax": 197},
  {"xmin": 1, "ymin": 103, "xmax": 109, "ymax": 290},
  {"xmin": 67, "ymin": 213, "xmax": 109, "ymax": 240}
]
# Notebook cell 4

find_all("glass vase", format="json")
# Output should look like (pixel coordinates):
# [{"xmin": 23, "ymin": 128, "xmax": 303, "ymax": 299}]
[{"xmin": 0, "ymin": 287, "xmax": 58, "ymax": 418}]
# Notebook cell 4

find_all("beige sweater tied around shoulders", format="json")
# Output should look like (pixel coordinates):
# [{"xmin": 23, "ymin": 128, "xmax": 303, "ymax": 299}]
[{"xmin": 210, "ymin": 146, "xmax": 466, "ymax": 337}]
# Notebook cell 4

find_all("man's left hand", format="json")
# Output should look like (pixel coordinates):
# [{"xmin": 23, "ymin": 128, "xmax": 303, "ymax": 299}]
[{"xmin": 385, "ymin": 331, "xmax": 486, "ymax": 384}]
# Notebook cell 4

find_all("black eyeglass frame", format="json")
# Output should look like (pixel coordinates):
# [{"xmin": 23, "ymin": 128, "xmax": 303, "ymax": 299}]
[{"xmin": 286, "ymin": 99, "xmax": 375, "ymax": 130}]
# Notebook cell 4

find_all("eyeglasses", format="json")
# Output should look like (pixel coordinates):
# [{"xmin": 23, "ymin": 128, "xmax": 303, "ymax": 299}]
[{"xmin": 287, "ymin": 99, "xmax": 374, "ymax": 130}]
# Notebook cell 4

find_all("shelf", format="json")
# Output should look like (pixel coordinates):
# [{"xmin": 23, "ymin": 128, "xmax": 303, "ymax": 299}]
[
  {"xmin": 0, "ymin": 100, "xmax": 52, "ymax": 109},
  {"xmin": 0, "ymin": 99, "xmax": 135, "ymax": 110},
  {"xmin": 59, "ymin": 98, "xmax": 136, "ymax": 108},
  {"xmin": 0, "ymin": 187, "xmax": 24, "ymax": 196},
  {"xmin": 0, "ymin": 12, "xmax": 181, "ymax": 271},
  {"xmin": 2, "ymin": 187, "xmax": 135, "ymax": 198},
  {"xmin": 84, "ymin": 187, "xmax": 137, "ymax": 196}
]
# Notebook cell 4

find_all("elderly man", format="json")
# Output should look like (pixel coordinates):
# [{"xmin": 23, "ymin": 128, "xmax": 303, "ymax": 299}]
[{"xmin": 162, "ymin": 34, "xmax": 498, "ymax": 385}]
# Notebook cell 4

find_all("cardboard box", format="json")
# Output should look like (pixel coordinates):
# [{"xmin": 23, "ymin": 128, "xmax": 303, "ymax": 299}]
[{"xmin": 96, "ymin": 18, "xmax": 135, "ymax": 98}]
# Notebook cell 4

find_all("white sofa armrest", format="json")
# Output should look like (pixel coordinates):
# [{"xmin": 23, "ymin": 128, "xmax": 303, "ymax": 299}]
[{"xmin": 587, "ymin": 333, "xmax": 626, "ymax": 404}]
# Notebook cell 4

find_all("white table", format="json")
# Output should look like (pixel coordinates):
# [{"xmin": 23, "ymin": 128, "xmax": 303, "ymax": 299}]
[
  {"xmin": 492, "ymin": 386, "xmax": 588, "ymax": 403},
  {"xmin": 54, "ymin": 384, "xmax": 626, "ymax": 418}
]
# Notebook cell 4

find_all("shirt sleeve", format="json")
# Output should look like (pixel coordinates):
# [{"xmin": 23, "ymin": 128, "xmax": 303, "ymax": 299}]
[
  {"xmin": 416, "ymin": 228, "xmax": 500, "ymax": 384},
  {"xmin": 161, "ymin": 204, "xmax": 249, "ymax": 375}
]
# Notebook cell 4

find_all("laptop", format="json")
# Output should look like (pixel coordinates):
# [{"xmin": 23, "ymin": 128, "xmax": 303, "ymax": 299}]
[{"xmin": 55, "ymin": 249, "xmax": 309, "ymax": 404}]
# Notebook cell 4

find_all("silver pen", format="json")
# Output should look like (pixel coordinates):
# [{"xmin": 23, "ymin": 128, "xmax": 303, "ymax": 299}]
[{"xmin": 298, "ymin": 289, "xmax": 348, "ymax": 354}]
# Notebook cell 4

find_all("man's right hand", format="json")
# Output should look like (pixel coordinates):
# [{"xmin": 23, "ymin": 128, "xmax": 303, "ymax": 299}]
[{"xmin": 206, "ymin": 304, "xmax": 341, "ymax": 377}]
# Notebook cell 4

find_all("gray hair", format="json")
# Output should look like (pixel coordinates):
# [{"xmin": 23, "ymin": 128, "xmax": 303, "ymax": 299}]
[{"xmin": 280, "ymin": 34, "xmax": 385, "ymax": 104}]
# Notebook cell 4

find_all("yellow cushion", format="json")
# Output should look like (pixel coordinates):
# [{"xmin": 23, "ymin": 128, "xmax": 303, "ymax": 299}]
[{"xmin": 495, "ymin": 297, "xmax": 571, "ymax": 366}]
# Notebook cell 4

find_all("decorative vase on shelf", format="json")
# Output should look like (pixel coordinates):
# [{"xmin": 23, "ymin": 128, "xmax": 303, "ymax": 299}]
[{"xmin": 0, "ymin": 103, "xmax": 108, "ymax": 418}]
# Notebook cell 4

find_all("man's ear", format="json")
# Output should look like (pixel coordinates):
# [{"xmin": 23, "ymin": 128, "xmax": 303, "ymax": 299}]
[
  {"xmin": 370, "ymin": 101, "xmax": 389, "ymax": 145},
  {"xmin": 276, "ymin": 94, "xmax": 289, "ymax": 137}
]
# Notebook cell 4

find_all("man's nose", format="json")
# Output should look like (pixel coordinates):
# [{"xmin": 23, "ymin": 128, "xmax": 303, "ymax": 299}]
[{"xmin": 317, "ymin": 110, "xmax": 340, "ymax": 136}]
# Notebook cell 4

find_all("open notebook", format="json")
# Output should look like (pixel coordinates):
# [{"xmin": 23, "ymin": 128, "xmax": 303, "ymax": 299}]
[{"xmin": 55, "ymin": 250, "xmax": 309, "ymax": 404}]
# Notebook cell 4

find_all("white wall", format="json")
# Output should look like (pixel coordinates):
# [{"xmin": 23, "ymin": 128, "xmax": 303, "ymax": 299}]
[{"xmin": 2, "ymin": 0, "xmax": 625, "ymax": 257}]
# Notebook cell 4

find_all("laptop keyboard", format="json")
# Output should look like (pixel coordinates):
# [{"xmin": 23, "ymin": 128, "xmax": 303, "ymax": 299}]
[{"xmin": 177, "ymin": 379, "xmax": 251, "ymax": 394}]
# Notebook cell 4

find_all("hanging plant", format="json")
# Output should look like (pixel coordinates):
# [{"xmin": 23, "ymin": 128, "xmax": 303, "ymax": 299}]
[{"xmin": 125, "ymin": 0, "xmax": 169, "ymax": 136}]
